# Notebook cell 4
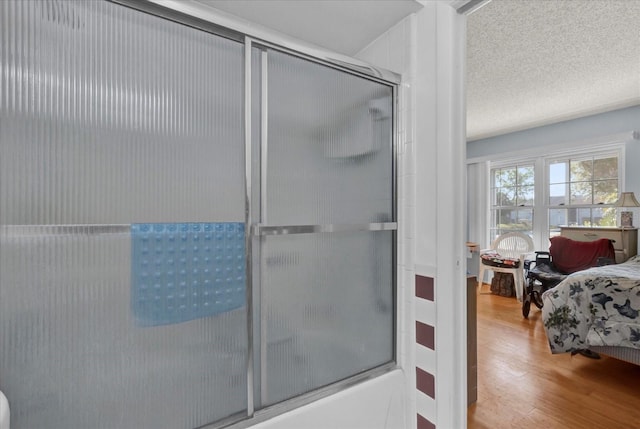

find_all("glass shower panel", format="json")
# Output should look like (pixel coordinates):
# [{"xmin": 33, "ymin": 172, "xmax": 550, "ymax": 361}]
[
  {"xmin": 265, "ymin": 50, "xmax": 393, "ymax": 226},
  {"xmin": 0, "ymin": 1, "xmax": 245, "ymax": 224},
  {"xmin": 0, "ymin": 2, "xmax": 246, "ymax": 428},
  {"xmin": 259, "ymin": 49, "xmax": 395, "ymax": 406},
  {"xmin": 261, "ymin": 231, "xmax": 393, "ymax": 405}
]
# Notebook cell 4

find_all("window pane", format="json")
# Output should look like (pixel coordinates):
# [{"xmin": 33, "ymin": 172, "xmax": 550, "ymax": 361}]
[
  {"xmin": 549, "ymin": 183, "xmax": 568, "ymax": 205},
  {"xmin": 549, "ymin": 161, "xmax": 567, "ymax": 185},
  {"xmin": 549, "ymin": 208, "xmax": 567, "ymax": 231},
  {"xmin": 546, "ymin": 153, "xmax": 618, "ymax": 240},
  {"xmin": 593, "ymin": 157, "xmax": 618, "ymax": 180},
  {"xmin": 593, "ymin": 179, "xmax": 618, "ymax": 204},
  {"xmin": 497, "ymin": 209, "xmax": 516, "ymax": 228},
  {"xmin": 490, "ymin": 164, "xmax": 536, "ymax": 243},
  {"xmin": 570, "ymin": 182, "xmax": 593, "ymax": 204},
  {"xmin": 493, "ymin": 208, "xmax": 532, "ymax": 234},
  {"xmin": 570, "ymin": 159, "xmax": 593, "ymax": 182},
  {"xmin": 517, "ymin": 185, "xmax": 534, "ymax": 206},
  {"xmin": 593, "ymin": 207, "xmax": 617, "ymax": 226},
  {"xmin": 575, "ymin": 207, "xmax": 593, "ymax": 226},
  {"xmin": 495, "ymin": 168, "xmax": 515, "ymax": 188},
  {"xmin": 565, "ymin": 207, "xmax": 578, "ymax": 225},
  {"xmin": 517, "ymin": 165, "xmax": 534, "ymax": 186},
  {"xmin": 516, "ymin": 208, "xmax": 533, "ymax": 234},
  {"xmin": 498, "ymin": 186, "xmax": 517, "ymax": 206}
]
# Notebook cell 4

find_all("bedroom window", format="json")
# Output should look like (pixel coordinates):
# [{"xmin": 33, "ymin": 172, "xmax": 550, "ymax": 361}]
[
  {"xmin": 483, "ymin": 146, "xmax": 623, "ymax": 251},
  {"xmin": 547, "ymin": 154, "xmax": 619, "ymax": 236},
  {"xmin": 489, "ymin": 164, "xmax": 534, "ymax": 242}
]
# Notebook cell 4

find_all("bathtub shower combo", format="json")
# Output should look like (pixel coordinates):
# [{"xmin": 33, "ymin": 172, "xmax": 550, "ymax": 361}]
[{"xmin": 0, "ymin": 1, "xmax": 398, "ymax": 428}]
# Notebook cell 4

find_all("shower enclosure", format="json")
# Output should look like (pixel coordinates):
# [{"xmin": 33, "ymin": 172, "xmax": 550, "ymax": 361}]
[{"xmin": 0, "ymin": 1, "xmax": 397, "ymax": 428}]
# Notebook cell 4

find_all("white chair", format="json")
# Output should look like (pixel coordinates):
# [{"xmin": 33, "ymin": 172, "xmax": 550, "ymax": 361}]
[{"xmin": 478, "ymin": 232, "xmax": 534, "ymax": 302}]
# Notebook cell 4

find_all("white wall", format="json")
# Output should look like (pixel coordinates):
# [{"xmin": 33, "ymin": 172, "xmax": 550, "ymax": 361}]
[
  {"xmin": 420, "ymin": 3, "xmax": 467, "ymax": 428},
  {"xmin": 467, "ymin": 106, "xmax": 640, "ymax": 159}
]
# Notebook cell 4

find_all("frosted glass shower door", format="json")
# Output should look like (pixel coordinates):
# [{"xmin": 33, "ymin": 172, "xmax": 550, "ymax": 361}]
[
  {"xmin": 0, "ymin": 2, "xmax": 247, "ymax": 428},
  {"xmin": 255, "ymin": 49, "xmax": 395, "ymax": 406}
]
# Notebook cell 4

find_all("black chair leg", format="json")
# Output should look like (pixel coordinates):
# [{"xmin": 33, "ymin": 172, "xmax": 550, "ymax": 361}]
[
  {"xmin": 522, "ymin": 278, "xmax": 534, "ymax": 318},
  {"xmin": 522, "ymin": 297, "xmax": 531, "ymax": 318}
]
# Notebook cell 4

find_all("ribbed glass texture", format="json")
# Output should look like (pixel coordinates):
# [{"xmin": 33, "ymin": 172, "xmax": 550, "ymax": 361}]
[
  {"xmin": 1, "ymin": 227, "xmax": 247, "ymax": 428},
  {"xmin": 261, "ymin": 231, "xmax": 394, "ymax": 406},
  {"xmin": 0, "ymin": 0, "xmax": 244, "ymax": 224},
  {"xmin": 0, "ymin": 1, "xmax": 247, "ymax": 428},
  {"xmin": 265, "ymin": 50, "xmax": 393, "ymax": 225},
  {"xmin": 259, "ymin": 49, "xmax": 395, "ymax": 406}
]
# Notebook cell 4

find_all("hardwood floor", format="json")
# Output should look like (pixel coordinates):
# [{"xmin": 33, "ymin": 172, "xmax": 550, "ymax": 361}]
[{"xmin": 467, "ymin": 285, "xmax": 640, "ymax": 428}]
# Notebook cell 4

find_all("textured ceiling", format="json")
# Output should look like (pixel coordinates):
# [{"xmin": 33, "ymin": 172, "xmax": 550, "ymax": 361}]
[{"xmin": 467, "ymin": 0, "xmax": 640, "ymax": 141}]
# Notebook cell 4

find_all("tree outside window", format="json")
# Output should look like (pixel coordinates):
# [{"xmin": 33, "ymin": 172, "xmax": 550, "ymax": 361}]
[
  {"xmin": 490, "ymin": 164, "xmax": 534, "ymax": 241},
  {"xmin": 548, "ymin": 155, "xmax": 618, "ymax": 235}
]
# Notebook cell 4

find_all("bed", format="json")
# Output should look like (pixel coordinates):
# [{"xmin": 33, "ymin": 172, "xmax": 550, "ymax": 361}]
[{"xmin": 541, "ymin": 254, "xmax": 640, "ymax": 364}]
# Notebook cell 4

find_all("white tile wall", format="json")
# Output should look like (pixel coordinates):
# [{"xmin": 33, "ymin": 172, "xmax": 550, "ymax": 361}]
[{"xmin": 358, "ymin": 13, "xmax": 422, "ymax": 429}]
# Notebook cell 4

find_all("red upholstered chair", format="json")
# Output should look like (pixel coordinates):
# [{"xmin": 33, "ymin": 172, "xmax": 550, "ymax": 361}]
[{"xmin": 522, "ymin": 236, "xmax": 616, "ymax": 318}]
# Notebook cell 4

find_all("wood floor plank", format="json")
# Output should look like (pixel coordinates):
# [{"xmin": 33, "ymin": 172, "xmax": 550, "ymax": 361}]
[{"xmin": 468, "ymin": 289, "xmax": 640, "ymax": 428}]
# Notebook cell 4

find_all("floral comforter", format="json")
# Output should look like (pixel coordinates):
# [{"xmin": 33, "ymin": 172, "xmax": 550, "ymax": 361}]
[{"xmin": 541, "ymin": 255, "xmax": 640, "ymax": 354}]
